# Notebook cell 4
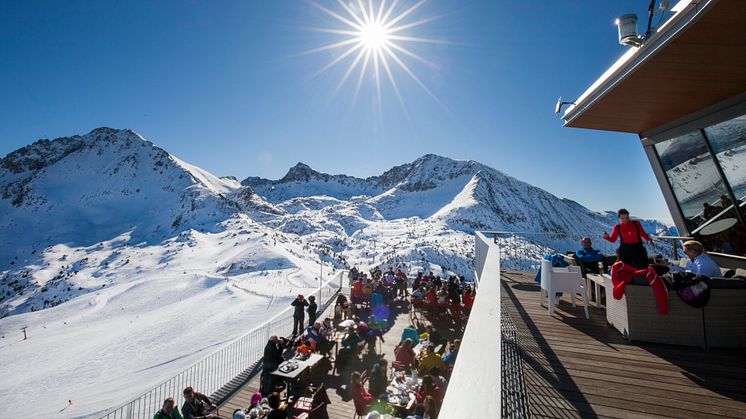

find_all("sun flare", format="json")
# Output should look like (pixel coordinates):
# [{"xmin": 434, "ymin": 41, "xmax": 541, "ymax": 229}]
[
  {"xmin": 359, "ymin": 21, "xmax": 390, "ymax": 52},
  {"xmin": 305, "ymin": 0, "xmax": 447, "ymax": 112}
]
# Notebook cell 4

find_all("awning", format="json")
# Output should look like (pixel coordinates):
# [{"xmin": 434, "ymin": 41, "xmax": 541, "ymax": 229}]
[{"xmin": 562, "ymin": 0, "xmax": 746, "ymax": 135}]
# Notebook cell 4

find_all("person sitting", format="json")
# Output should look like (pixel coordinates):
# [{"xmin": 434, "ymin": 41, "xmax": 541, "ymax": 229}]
[
  {"xmin": 342, "ymin": 327, "xmax": 365, "ymax": 352},
  {"xmin": 245, "ymin": 392, "xmax": 265, "ymax": 419},
  {"xmin": 154, "ymin": 397, "xmax": 183, "ymax": 419},
  {"xmin": 423, "ymin": 395, "xmax": 439, "ymax": 419},
  {"xmin": 266, "ymin": 392, "xmax": 287, "ymax": 419},
  {"xmin": 436, "ymin": 288, "xmax": 447, "ymax": 304},
  {"xmin": 306, "ymin": 322, "xmax": 330, "ymax": 354},
  {"xmin": 335, "ymin": 294, "xmax": 351, "ymax": 319},
  {"xmin": 415, "ymin": 376, "xmax": 442, "ymax": 405},
  {"xmin": 441, "ymin": 339, "xmax": 460, "ymax": 366},
  {"xmin": 406, "ymin": 404, "xmax": 426, "ymax": 419},
  {"xmin": 417, "ymin": 344, "xmax": 445, "ymax": 376},
  {"xmin": 428, "ymin": 366, "xmax": 448, "ymax": 392},
  {"xmin": 462, "ymin": 287, "xmax": 475, "ymax": 316},
  {"xmin": 394, "ymin": 338, "xmax": 418, "ymax": 370},
  {"xmin": 351, "ymin": 280, "xmax": 363, "ymax": 304},
  {"xmin": 401, "ymin": 325, "xmax": 420, "ymax": 346},
  {"xmin": 367, "ymin": 358, "xmax": 389, "ymax": 398},
  {"xmin": 657, "ymin": 240, "xmax": 721, "ymax": 278},
  {"xmin": 423, "ymin": 288, "xmax": 436, "ymax": 305},
  {"xmin": 425, "ymin": 325, "xmax": 443, "ymax": 349},
  {"xmin": 576, "ymin": 237, "xmax": 606, "ymax": 274},
  {"xmin": 181, "ymin": 387, "xmax": 217, "ymax": 419},
  {"xmin": 411, "ymin": 286, "xmax": 426, "ymax": 300},
  {"xmin": 350, "ymin": 371, "xmax": 373, "ymax": 414},
  {"xmin": 320, "ymin": 317, "xmax": 334, "ymax": 336}
]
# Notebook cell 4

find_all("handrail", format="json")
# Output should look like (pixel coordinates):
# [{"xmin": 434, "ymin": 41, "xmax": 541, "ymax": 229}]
[
  {"xmin": 441, "ymin": 231, "xmax": 502, "ymax": 417},
  {"xmin": 98, "ymin": 270, "xmax": 344, "ymax": 419},
  {"xmin": 481, "ymin": 230, "xmax": 680, "ymax": 271}
]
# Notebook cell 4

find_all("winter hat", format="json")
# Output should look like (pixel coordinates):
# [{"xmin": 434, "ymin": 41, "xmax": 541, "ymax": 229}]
[
  {"xmin": 233, "ymin": 409, "xmax": 247, "ymax": 419},
  {"xmin": 250, "ymin": 392, "xmax": 262, "ymax": 407}
]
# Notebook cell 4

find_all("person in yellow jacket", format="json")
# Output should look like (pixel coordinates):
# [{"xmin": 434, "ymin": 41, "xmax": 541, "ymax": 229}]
[{"xmin": 417, "ymin": 343, "xmax": 445, "ymax": 376}]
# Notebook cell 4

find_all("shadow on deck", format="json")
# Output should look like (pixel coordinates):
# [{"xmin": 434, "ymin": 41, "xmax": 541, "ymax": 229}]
[{"xmin": 502, "ymin": 270, "xmax": 746, "ymax": 419}]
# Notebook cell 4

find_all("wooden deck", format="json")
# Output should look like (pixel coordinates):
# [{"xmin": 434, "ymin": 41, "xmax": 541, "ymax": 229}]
[
  {"xmin": 218, "ymin": 297, "xmax": 461, "ymax": 418},
  {"xmin": 502, "ymin": 271, "xmax": 746, "ymax": 419}
]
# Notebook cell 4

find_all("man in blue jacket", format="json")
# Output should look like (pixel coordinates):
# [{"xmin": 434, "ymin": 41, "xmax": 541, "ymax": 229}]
[{"xmin": 576, "ymin": 237, "xmax": 606, "ymax": 274}]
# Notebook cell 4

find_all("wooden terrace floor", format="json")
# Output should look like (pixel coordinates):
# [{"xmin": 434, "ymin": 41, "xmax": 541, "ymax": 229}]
[{"xmin": 502, "ymin": 271, "xmax": 746, "ymax": 418}]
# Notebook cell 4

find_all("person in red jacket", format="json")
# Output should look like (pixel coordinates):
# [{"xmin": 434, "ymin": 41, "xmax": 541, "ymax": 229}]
[
  {"xmin": 350, "ymin": 371, "xmax": 372, "ymax": 414},
  {"xmin": 415, "ymin": 375, "xmax": 442, "ymax": 405},
  {"xmin": 603, "ymin": 208, "xmax": 653, "ymax": 269}
]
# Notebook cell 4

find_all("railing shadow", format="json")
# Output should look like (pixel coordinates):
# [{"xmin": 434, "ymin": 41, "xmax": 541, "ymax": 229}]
[{"xmin": 501, "ymin": 273, "xmax": 598, "ymax": 418}]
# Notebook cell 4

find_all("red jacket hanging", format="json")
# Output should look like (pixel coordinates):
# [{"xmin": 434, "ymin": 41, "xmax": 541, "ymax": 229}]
[{"xmin": 610, "ymin": 261, "xmax": 668, "ymax": 315}]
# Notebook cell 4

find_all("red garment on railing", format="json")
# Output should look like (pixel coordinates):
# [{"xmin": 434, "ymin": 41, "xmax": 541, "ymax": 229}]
[{"xmin": 610, "ymin": 261, "xmax": 668, "ymax": 315}]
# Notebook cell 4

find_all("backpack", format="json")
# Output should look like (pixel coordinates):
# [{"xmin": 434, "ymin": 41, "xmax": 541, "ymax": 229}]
[{"xmin": 665, "ymin": 272, "xmax": 711, "ymax": 308}]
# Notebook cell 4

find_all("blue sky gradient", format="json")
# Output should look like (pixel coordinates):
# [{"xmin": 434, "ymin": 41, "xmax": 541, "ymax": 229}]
[{"xmin": 0, "ymin": 1, "xmax": 671, "ymax": 221}]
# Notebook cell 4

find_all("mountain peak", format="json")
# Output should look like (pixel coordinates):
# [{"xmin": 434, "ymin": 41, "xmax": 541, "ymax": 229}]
[{"xmin": 280, "ymin": 162, "xmax": 320, "ymax": 182}]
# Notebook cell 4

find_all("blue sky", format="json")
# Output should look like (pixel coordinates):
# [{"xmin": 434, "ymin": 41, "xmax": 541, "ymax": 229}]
[{"xmin": 0, "ymin": 1, "xmax": 671, "ymax": 222}]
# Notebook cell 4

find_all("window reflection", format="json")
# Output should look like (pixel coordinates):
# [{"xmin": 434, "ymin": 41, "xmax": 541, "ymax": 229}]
[
  {"xmin": 704, "ymin": 115, "xmax": 746, "ymax": 213},
  {"xmin": 655, "ymin": 118, "xmax": 746, "ymax": 257}
]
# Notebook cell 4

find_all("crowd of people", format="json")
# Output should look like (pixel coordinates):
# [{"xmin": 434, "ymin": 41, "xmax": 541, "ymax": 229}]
[{"xmin": 152, "ymin": 264, "xmax": 473, "ymax": 419}]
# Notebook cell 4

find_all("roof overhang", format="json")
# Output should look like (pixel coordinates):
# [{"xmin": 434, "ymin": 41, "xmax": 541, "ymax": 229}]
[{"xmin": 562, "ymin": 0, "xmax": 746, "ymax": 135}]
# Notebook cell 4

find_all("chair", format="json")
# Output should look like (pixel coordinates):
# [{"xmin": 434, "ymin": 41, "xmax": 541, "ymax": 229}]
[{"xmin": 540, "ymin": 259, "xmax": 589, "ymax": 319}]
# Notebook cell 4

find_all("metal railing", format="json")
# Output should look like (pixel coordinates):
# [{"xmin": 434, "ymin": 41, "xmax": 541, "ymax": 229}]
[
  {"xmin": 99, "ymin": 271, "xmax": 344, "ymax": 419},
  {"xmin": 481, "ymin": 230, "xmax": 680, "ymax": 272}
]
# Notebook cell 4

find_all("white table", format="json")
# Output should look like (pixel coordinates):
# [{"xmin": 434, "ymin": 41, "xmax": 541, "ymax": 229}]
[
  {"xmin": 585, "ymin": 274, "xmax": 608, "ymax": 308},
  {"xmin": 271, "ymin": 354, "xmax": 323, "ymax": 398}
]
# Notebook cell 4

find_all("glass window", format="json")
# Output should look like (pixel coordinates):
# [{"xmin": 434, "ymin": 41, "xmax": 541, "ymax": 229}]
[
  {"xmin": 655, "ymin": 115, "xmax": 746, "ymax": 257},
  {"xmin": 704, "ymin": 115, "xmax": 746, "ymax": 214}
]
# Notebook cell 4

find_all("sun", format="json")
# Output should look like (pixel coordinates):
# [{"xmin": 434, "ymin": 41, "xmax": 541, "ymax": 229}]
[
  {"xmin": 359, "ymin": 20, "xmax": 390, "ymax": 53},
  {"xmin": 304, "ymin": 0, "xmax": 447, "ymax": 112}
]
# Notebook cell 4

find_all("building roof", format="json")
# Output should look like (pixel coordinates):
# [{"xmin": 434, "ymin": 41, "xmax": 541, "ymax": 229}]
[{"xmin": 562, "ymin": 0, "xmax": 746, "ymax": 135}]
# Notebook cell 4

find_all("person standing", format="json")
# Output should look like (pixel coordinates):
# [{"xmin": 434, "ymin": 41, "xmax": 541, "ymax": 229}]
[
  {"xmin": 603, "ymin": 208, "xmax": 652, "ymax": 269},
  {"xmin": 307, "ymin": 295, "xmax": 318, "ymax": 327},
  {"xmin": 291, "ymin": 294, "xmax": 309, "ymax": 336}
]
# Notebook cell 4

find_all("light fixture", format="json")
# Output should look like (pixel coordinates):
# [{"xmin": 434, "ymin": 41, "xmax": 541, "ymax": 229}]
[{"xmin": 555, "ymin": 97, "xmax": 576, "ymax": 115}]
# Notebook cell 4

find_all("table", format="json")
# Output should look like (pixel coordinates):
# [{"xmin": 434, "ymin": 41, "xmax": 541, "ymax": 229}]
[
  {"xmin": 386, "ymin": 372, "xmax": 421, "ymax": 416},
  {"xmin": 699, "ymin": 217, "xmax": 738, "ymax": 235},
  {"xmin": 586, "ymin": 273, "xmax": 608, "ymax": 308},
  {"xmin": 271, "ymin": 354, "xmax": 323, "ymax": 399}
]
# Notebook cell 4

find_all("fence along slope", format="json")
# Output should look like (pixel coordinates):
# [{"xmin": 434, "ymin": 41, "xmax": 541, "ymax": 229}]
[{"xmin": 99, "ymin": 271, "xmax": 343, "ymax": 419}]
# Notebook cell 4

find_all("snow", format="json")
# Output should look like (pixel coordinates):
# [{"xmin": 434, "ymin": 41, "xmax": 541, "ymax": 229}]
[{"xmin": 0, "ymin": 128, "xmax": 672, "ymax": 417}]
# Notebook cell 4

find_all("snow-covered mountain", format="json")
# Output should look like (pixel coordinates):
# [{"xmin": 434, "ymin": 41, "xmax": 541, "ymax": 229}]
[
  {"xmin": 0, "ymin": 129, "xmax": 346, "ymax": 417},
  {"xmin": 245, "ymin": 153, "xmax": 666, "ymax": 238},
  {"xmin": 0, "ymin": 128, "xmax": 672, "ymax": 417}
]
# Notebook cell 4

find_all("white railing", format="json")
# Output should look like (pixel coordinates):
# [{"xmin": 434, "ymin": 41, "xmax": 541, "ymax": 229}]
[
  {"xmin": 441, "ymin": 232, "xmax": 502, "ymax": 418},
  {"xmin": 98, "ymin": 271, "xmax": 344, "ymax": 419}
]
